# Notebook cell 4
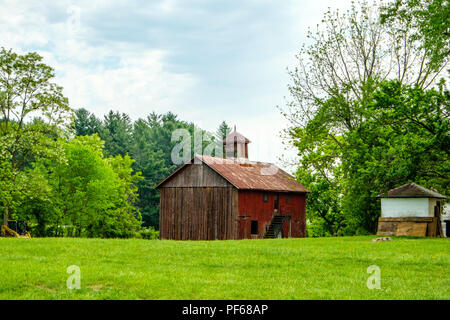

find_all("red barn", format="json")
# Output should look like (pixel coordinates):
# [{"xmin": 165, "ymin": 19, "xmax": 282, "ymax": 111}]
[{"xmin": 156, "ymin": 129, "xmax": 309, "ymax": 240}]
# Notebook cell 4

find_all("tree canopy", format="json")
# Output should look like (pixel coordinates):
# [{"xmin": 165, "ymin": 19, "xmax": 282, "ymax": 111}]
[
  {"xmin": 282, "ymin": 0, "xmax": 449, "ymax": 235},
  {"xmin": 2, "ymin": 0, "xmax": 447, "ymax": 239},
  {"xmin": 0, "ymin": 48, "xmax": 225, "ymax": 238},
  {"xmin": 0, "ymin": 48, "xmax": 72, "ymax": 225}
]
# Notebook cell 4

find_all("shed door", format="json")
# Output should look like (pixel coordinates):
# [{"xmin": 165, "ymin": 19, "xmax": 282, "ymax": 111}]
[{"xmin": 434, "ymin": 201, "xmax": 441, "ymax": 217}]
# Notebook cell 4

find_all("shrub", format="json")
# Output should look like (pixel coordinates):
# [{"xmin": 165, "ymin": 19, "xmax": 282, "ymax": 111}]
[
  {"xmin": 139, "ymin": 227, "xmax": 159, "ymax": 240},
  {"xmin": 306, "ymin": 219, "xmax": 333, "ymax": 237}
]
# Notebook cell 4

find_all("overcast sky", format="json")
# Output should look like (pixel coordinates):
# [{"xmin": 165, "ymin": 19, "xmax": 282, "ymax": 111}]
[{"xmin": 1, "ymin": 0, "xmax": 353, "ymax": 172}]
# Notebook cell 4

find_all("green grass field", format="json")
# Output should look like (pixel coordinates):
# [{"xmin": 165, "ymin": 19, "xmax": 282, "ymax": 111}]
[{"xmin": 0, "ymin": 236, "xmax": 448, "ymax": 299}]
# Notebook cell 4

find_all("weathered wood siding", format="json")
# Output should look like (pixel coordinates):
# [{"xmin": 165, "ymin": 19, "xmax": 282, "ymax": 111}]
[
  {"xmin": 161, "ymin": 163, "xmax": 229, "ymax": 187},
  {"xmin": 159, "ymin": 163, "xmax": 239, "ymax": 240},
  {"xmin": 160, "ymin": 186, "xmax": 238, "ymax": 240},
  {"xmin": 377, "ymin": 217, "xmax": 440, "ymax": 237}
]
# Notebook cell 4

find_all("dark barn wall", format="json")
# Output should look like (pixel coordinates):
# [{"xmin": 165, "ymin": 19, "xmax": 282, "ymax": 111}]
[
  {"xmin": 160, "ymin": 187, "xmax": 238, "ymax": 240},
  {"xmin": 237, "ymin": 190, "xmax": 306, "ymax": 239},
  {"xmin": 159, "ymin": 163, "xmax": 239, "ymax": 240},
  {"xmin": 161, "ymin": 162, "xmax": 229, "ymax": 187}
]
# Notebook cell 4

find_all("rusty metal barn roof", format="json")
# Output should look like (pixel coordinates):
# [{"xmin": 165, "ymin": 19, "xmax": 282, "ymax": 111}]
[
  {"xmin": 156, "ymin": 155, "xmax": 309, "ymax": 193},
  {"xmin": 377, "ymin": 182, "xmax": 447, "ymax": 199}
]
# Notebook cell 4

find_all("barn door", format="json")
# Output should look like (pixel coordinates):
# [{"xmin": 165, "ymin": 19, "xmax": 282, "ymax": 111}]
[{"xmin": 274, "ymin": 193, "xmax": 279, "ymax": 212}]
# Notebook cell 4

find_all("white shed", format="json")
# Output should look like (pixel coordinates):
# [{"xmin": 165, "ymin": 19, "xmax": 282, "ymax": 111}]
[{"xmin": 377, "ymin": 183, "xmax": 447, "ymax": 237}]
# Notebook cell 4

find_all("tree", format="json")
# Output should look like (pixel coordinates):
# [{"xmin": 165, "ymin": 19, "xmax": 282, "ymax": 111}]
[
  {"xmin": 17, "ymin": 134, "xmax": 143, "ymax": 237},
  {"xmin": 71, "ymin": 109, "xmax": 215, "ymax": 229},
  {"xmin": 72, "ymin": 108, "xmax": 102, "ymax": 136},
  {"xmin": 130, "ymin": 112, "xmax": 204, "ymax": 227},
  {"xmin": 341, "ymin": 80, "xmax": 449, "ymax": 232},
  {"xmin": 15, "ymin": 160, "xmax": 57, "ymax": 236},
  {"xmin": 99, "ymin": 110, "xmax": 133, "ymax": 157},
  {"xmin": 282, "ymin": 1, "xmax": 448, "ymax": 235},
  {"xmin": 216, "ymin": 121, "xmax": 231, "ymax": 141},
  {"xmin": 0, "ymin": 48, "xmax": 72, "ymax": 225},
  {"xmin": 214, "ymin": 121, "xmax": 232, "ymax": 157},
  {"xmin": 380, "ymin": 0, "xmax": 450, "ymax": 75}
]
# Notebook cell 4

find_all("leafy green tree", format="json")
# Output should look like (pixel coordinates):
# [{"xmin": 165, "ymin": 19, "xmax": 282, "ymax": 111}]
[
  {"xmin": 293, "ymin": 135, "xmax": 345, "ymax": 236},
  {"xmin": 381, "ymin": 0, "xmax": 449, "ymax": 75},
  {"xmin": 130, "ymin": 118, "xmax": 168, "ymax": 227},
  {"xmin": 60, "ymin": 135, "xmax": 142, "ymax": 237},
  {"xmin": 130, "ymin": 112, "xmax": 203, "ymax": 227},
  {"xmin": 71, "ymin": 109, "xmax": 214, "ymax": 229},
  {"xmin": 282, "ymin": 1, "xmax": 448, "ymax": 235},
  {"xmin": 18, "ymin": 135, "xmax": 143, "ymax": 237},
  {"xmin": 1, "ymin": 48, "xmax": 219, "ymax": 236},
  {"xmin": 341, "ymin": 80, "xmax": 449, "ymax": 232},
  {"xmin": 0, "ymin": 160, "xmax": 16, "ymax": 225},
  {"xmin": 15, "ymin": 161, "xmax": 58, "ymax": 236},
  {"xmin": 0, "ymin": 48, "xmax": 72, "ymax": 225}
]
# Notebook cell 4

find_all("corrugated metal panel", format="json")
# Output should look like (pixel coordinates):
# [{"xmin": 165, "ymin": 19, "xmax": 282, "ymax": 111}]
[{"xmin": 199, "ymin": 155, "xmax": 309, "ymax": 193}]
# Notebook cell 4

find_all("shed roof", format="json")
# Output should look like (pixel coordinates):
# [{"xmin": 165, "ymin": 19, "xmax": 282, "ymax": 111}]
[
  {"xmin": 156, "ymin": 155, "xmax": 309, "ymax": 193},
  {"xmin": 377, "ymin": 182, "xmax": 447, "ymax": 199}
]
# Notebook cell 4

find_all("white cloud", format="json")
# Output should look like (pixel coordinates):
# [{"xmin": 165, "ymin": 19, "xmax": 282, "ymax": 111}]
[
  {"xmin": 0, "ymin": 0, "xmax": 354, "ymax": 171},
  {"xmin": 0, "ymin": 0, "xmax": 197, "ymax": 120},
  {"xmin": 56, "ymin": 50, "xmax": 196, "ymax": 119}
]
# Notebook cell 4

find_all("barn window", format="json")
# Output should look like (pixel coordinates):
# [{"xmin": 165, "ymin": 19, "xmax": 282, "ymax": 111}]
[
  {"xmin": 251, "ymin": 220, "xmax": 258, "ymax": 235},
  {"xmin": 286, "ymin": 195, "xmax": 290, "ymax": 203},
  {"xmin": 263, "ymin": 192, "xmax": 268, "ymax": 202}
]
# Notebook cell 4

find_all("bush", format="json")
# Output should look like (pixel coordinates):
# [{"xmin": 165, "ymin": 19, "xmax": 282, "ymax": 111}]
[
  {"xmin": 139, "ymin": 227, "xmax": 159, "ymax": 240},
  {"xmin": 306, "ymin": 219, "xmax": 333, "ymax": 237}
]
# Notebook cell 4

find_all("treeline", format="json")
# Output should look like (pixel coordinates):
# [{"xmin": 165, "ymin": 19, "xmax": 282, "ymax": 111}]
[
  {"xmin": 283, "ymin": 0, "xmax": 449, "ymax": 236},
  {"xmin": 0, "ymin": 47, "xmax": 232, "ymax": 238},
  {"xmin": 17, "ymin": 134, "xmax": 142, "ymax": 238},
  {"xmin": 4, "ymin": 0, "xmax": 447, "ymax": 239},
  {"xmin": 72, "ymin": 109, "xmax": 232, "ymax": 228}
]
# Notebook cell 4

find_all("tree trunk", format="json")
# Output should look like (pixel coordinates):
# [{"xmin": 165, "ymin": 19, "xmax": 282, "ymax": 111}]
[{"xmin": 3, "ymin": 206, "xmax": 8, "ymax": 226}]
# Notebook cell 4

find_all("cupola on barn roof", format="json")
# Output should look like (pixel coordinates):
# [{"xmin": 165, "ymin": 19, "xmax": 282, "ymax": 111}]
[
  {"xmin": 222, "ymin": 126, "xmax": 251, "ymax": 144},
  {"xmin": 222, "ymin": 126, "xmax": 251, "ymax": 159}
]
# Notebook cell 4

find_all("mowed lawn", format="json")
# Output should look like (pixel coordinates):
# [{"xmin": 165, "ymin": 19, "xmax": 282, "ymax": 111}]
[{"xmin": 0, "ymin": 236, "xmax": 448, "ymax": 300}]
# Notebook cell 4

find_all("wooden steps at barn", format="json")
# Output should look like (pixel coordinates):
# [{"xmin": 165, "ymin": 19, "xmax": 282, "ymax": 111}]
[{"xmin": 264, "ymin": 215, "xmax": 288, "ymax": 239}]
